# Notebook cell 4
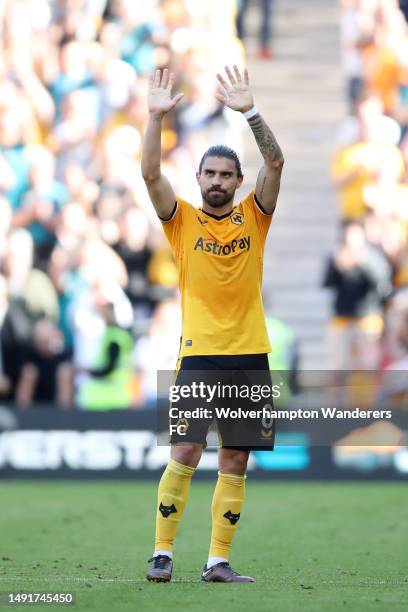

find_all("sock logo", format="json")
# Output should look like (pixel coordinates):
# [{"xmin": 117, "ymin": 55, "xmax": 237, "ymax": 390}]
[
  {"xmin": 159, "ymin": 502, "xmax": 178, "ymax": 518},
  {"xmin": 223, "ymin": 510, "xmax": 240, "ymax": 525}
]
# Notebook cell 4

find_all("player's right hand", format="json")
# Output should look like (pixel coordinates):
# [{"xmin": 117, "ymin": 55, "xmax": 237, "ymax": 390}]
[{"xmin": 147, "ymin": 68, "xmax": 184, "ymax": 116}]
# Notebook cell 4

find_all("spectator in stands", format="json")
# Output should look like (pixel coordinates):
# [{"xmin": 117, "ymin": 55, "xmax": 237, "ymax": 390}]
[
  {"xmin": 236, "ymin": 0, "xmax": 274, "ymax": 59},
  {"xmin": 339, "ymin": 0, "xmax": 377, "ymax": 111},
  {"xmin": 134, "ymin": 298, "xmax": 181, "ymax": 408},
  {"xmin": 323, "ymin": 220, "xmax": 392, "ymax": 370},
  {"xmin": 378, "ymin": 290, "xmax": 408, "ymax": 405},
  {"xmin": 360, "ymin": 1, "xmax": 407, "ymax": 116},
  {"xmin": 331, "ymin": 90, "xmax": 405, "ymax": 220},
  {"xmin": 0, "ymin": 274, "xmax": 12, "ymax": 398},
  {"xmin": 114, "ymin": 206, "xmax": 155, "ymax": 327},
  {"xmin": 12, "ymin": 146, "xmax": 69, "ymax": 269},
  {"xmin": 0, "ymin": 229, "xmax": 73, "ymax": 405},
  {"xmin": 0, "ymin": 81, "xmax": 31, "ymax": 210},
  {"xmin": 380, "ymin": 287, "xmax": 408, "ymax": 369},
  {"xmin": 265, "ymin": 315, "xmax": 299, "ymax": 400},
  {"xmin": 400, "ymin": 0, "xmax": 408, "ymax": 22},
  {"xmin": 48, "ymin": 40, "xmax": 93, "ymax": 116},
  {"xmin": 77, "ymin": 284, "xmax": 135, "ymax": 410},
  {"xmin": 14, "ymin": 317, "xmax": 72, "ymax": 407}
]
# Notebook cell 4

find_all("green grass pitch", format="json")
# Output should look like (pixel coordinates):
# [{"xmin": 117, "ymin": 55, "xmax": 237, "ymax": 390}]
[{"xmin": 1, "ymin": 481, "xmax": 407, "ymax": 611}]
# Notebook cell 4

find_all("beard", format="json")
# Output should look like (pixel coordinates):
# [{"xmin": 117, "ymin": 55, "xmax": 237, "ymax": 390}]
[{"xmin": 202, "ymin": 188, "xmax": 233, "ymax": 208}]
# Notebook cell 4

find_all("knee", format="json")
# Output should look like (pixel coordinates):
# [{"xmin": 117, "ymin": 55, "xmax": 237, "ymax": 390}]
[
  {"xmin": 219, "ymin": 449, "xmax": 249, "ymax": 475},
  {"xmin": 171, "ymin": 444, "xmax": 203, "ymax": 468}
]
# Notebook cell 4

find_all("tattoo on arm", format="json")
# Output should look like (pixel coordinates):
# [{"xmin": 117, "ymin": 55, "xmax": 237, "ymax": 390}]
[
  {"xmin": 248, "ymin": 114, "xmax": 283, "ymax": 164},
  {"xmin": 259, "ymin": 174, "xmax": 267, "ymax": 199}
]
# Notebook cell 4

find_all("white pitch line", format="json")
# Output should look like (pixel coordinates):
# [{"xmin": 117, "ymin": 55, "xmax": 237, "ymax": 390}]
[
  {"xmin": 0, "ymin": 575, "xmax": 406, "ymax": 586},
  {"xmin": 0, "ymin": 576, "xmax": 147, "ymax": 584},
  {"xmin": 0, "ymin": 576, "xmax": 193, "ymax": 584}
]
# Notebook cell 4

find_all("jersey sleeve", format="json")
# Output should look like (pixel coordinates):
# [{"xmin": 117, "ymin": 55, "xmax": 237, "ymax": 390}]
[
  {"xmin": 242, "ymin": 190, "xmax": 273, "ymax": 245},
  {"xmin": 159, "ymin": 198, "xmax": 186, "ymax": 259}
]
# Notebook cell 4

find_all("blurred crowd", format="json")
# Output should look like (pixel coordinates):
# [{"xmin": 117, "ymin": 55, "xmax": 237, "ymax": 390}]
[
  {"xmin": 324, "ymin": 0, "xmax": 408, "ymax": 383},
  {"xmin": 0, "ymin": 0, "xmax": 247, "ymax": 409},
  {"xmin": 3, "ymin": 0, "xmax": 406, "ymax": 411}
]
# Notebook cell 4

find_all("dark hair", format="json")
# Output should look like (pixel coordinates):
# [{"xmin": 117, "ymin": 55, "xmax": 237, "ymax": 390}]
[{"xmin": 198, "ymin": 145, "xmax": 243, "ymax": 178}]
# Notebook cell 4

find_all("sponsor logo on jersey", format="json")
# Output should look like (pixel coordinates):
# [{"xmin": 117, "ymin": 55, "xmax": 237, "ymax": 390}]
[{"xmin": 193, "ymin": 236, "xmax": 250, "ymax": 256}]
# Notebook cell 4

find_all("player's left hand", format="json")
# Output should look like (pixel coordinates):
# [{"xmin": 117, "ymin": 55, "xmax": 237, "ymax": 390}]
[{"xmin": 215, "ymin": 65, "xmax": 254, "ymax": 113}]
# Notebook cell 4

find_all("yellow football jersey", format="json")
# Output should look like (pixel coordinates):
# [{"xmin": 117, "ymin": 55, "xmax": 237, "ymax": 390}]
[{"xmin": 160, "ymin": 190, "xmax": 273, "ymax": 356}]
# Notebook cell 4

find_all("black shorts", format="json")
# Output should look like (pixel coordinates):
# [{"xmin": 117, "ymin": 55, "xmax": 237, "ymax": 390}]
[{"xmin": 168, "ymin": 354, "xmax": 275, "ymax": 451}]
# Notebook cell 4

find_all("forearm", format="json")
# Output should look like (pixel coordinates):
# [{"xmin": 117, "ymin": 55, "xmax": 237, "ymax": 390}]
[
  {"xmin": 247, "ymin": 112, "xmax": 284, "ymax": 167},
  {"xmin": 140, "ymin": 111, "xmax": 177, "ymax": 217},
  {"xmin": 141, "ymin": 113, "xmax": 164, "ymax": 181}
]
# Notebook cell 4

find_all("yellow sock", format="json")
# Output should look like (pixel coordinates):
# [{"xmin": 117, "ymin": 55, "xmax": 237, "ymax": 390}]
[
  {"xmin": 154, "ymin": 458, "xmax": 195, "ymax": 553},
  {"xmin": 209, "ymin": 471, "xmax": 246, "ymax": 559}
]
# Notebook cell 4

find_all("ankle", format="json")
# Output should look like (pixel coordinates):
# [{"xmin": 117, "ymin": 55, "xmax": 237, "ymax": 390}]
[
  {"xmin": 207, "ymin": 556, "xmax": 228, "ymax": 568},
  {"xmin": 153, "ymin": 550, "xmax": 173, "ymax": 559}
]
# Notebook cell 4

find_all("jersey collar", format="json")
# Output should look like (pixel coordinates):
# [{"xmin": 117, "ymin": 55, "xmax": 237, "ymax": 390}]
[{"xmin": 200, "ymin": 208, "xmax": 234, "ymax": 221}]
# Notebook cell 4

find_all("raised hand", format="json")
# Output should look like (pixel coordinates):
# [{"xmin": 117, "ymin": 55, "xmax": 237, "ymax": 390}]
[
  {"xmin": 215, "ymin": 65, "xmax": 254, "ymax": 113},
  {"xmin": 147, "ymin": 68, "xmax": 184, "ymax": 116}
]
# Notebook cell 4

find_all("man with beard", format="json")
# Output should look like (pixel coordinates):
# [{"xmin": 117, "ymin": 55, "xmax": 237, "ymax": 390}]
[{"xmin": 142, "ymin": 66, "xmax": 284, "ymax": 583}]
